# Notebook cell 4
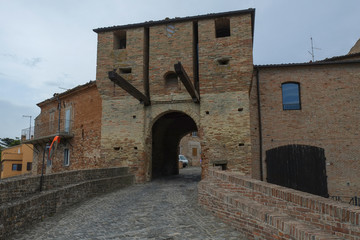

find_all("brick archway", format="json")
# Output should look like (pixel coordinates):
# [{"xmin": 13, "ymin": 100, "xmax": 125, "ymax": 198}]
[{"xmin": 151, "ymin": 111, "xmax": 197, "ymax": 179}]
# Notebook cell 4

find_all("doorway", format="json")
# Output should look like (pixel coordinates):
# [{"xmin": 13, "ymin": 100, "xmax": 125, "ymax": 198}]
[
  {"xmin": 266, "ymin": 144, "xmax": 329, "ymax": 197},
  {"xmin": 151, "ymin": 111, "xmax": 197, "ymax": 179}
]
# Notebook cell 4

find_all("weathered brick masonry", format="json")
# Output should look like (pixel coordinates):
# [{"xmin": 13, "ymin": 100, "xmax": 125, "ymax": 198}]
[
  {"xmin": 199, "ymin": 169, "xmax": 360, "ymax": 240},
  {"xmin": 25, "ymin": 8, "xmax": 360, "ymax": 205},
  {"xmin": 31, "ymin": 81, "xmax": 102, "ymax": 175},
  {"xmin": 0, "ymin": 167, "xmax": 134, "ymax": 239},
  {"xmin": 93, "ymin": 9, "xmax": 255, "ymax": 182},
  {"xmin": 93, "ymin": 9, "xmax": 360, "ymax": 199},
  {"xmin": 250, "ymin": 60, "xmax": 360, "ymax": 198},
  {"xmin": 11, "ymin": 8, "xmax": 360, "ymax": 239}
]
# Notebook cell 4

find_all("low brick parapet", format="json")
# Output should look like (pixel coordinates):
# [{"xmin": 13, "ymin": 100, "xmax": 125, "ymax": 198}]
[
  {"xmin": 199, "ymin": 168, "xmax": 360, "ymax": 239},
  {"xmin": 0, "ymin": 167, "xmax": 134, "ymax": 239},
  {"xmin": 0, "ymin": 167, "xmax": 130, "ymax": 204}
]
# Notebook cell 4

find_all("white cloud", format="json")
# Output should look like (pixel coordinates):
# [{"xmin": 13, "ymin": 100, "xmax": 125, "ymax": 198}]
[
  {"xmin": 0, "ymin": 0, "xmax": 359, "ymax": 138},
  {"xmin": 23, "ymin": 57, "xmax": 42, "ymax": 68}
]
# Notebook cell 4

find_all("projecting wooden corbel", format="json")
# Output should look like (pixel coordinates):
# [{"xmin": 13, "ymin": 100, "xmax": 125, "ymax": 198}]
[
  {"xmin": 108, "ymin": 71, "xmax": 151, "ymax": 106},
  {"xmin": 174, "ymin": 62, "xmax": 200, "ymax": 103}
]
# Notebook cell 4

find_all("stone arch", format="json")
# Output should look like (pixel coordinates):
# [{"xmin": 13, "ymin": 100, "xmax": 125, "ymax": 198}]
[{"xmin": 151, "ymin": 110, "xmax": 198, "ymax": 179}]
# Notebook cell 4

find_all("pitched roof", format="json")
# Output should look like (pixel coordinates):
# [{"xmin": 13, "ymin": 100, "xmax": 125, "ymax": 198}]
[
  {"xmin": 319, "ymin": 52, "xmax": 360, "ymax": 62},
  {"xmin": 255, "ymin": 59, "xmax": 360, "ymax": 69},
  {"xmin": 349, "ymin": 38, "xmax": 360, "ymax": 54},
  {"xmin": 37, "ymin": 81, "xmax": 96, "ymax": 107},
  {"xmin": 255, "ymin": 50, "xmax": 360, "ymax": 69}
]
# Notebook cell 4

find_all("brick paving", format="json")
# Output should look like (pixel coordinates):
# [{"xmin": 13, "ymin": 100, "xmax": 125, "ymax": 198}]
[{"xmin": 11, "ymin": 167, "xmax": 246, "ymax": 240}]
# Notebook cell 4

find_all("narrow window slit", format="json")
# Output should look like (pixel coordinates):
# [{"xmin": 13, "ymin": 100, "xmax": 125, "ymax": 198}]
[
  {"xmin": 119, "ymin": 67, "xmax": 132, "ymax": 74},
  {"xmin": 217, "ymin": 57, "xmax": 230, "ymax": 65}
]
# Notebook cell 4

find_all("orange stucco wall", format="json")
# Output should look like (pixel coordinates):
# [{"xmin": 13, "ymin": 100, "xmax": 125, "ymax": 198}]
[{"xmin": 1, "ymin": 144, "xmax": 33, "ymax": 179}]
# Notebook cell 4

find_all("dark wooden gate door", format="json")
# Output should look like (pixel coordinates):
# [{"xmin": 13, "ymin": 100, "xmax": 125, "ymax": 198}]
[{"xmin": 266, "ymin": 144, "xmax": 328, "ymax": 197}]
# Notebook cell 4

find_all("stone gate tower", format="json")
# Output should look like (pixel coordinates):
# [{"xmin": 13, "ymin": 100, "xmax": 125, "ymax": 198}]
[{"xmin": 93, "ymin": 9, "xmax": 255, "ymax": 182}]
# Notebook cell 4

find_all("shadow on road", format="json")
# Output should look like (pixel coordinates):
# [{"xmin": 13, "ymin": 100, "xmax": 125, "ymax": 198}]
[{"xmin": 153, "ymin": 166, "xmax": 201, "ymax": 183}]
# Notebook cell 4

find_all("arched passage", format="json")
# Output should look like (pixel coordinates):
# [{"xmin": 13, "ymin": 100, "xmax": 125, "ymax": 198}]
[{"xmin": 152, "ymin": 111, "xmax": 197, "ymax": 179}]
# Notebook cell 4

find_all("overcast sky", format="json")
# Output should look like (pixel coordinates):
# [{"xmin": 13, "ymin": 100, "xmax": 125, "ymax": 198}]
[{"xmin": 0, "ymin": 0, "xmax": 359, "ymax": 139}]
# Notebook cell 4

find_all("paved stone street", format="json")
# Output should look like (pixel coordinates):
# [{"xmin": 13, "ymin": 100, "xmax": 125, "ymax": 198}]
[{"xmin": 11, "ymin": 167, "xmax": 246, "ymax": 240}]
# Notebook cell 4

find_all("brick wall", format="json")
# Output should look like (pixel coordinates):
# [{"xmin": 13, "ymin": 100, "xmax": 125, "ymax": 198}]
[
  {"xmin": 0, "ymin": 167, "xmax": 134, "ymax": 239},
  {"xmin": 149, "ymin": 21, "xmax": 193, "ymax": 100},
  {"xmin": 179, "ymin": 134, "xmax": 201, "ymax": 166},
  {"xmin": 94, "ymin": 11, "xmax": 255, "ymax": 182},
  {"xmin": 249, "ymin": 71, "xmax": 261, "ymax": 180},
  {"xmin": 250, "ymin": 62, "xmax": 360, "ymax": 198},
  {"xmin": 32, "ymin": 81, "xmax": 102, "ymax": 175},
  {"xmin": 199, "ymin": 169, "xmax": 360, "ymax": 239},
  {"xmin": 197, "ymin": 14, "xmax": 253, "ymax": 178}
]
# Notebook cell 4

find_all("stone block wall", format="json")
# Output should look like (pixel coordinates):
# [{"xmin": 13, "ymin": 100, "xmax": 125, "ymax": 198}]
[
  {"xmin": 0, "ymin": 175, "xmax": 40, "ymax": 204},
  {"xmin": 199, "ymin": 169, "xmax": 360, "ymax": 239},
  {"xmin": 0, "ymin": 167, "xmax": 134, "ymax": 239}
]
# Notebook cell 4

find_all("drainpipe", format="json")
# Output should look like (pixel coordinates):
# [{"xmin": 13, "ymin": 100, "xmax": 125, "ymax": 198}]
[
  {"xmin": 55, "ymin": 94, "xmax": 61, "ymax": 133},
  {"xmin": 255, "ymin": 68, "xmax": 264, "ymax": 181},
  {"xmin": 39, "ymin": 144, "xmax": 49, "ymax": 192}
]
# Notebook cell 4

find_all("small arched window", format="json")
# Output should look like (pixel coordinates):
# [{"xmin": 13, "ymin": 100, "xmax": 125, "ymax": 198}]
[
  {"xmin": 281, "ymin": 82, "xmax": 301, "ymax": 110},
  {"xmin": 164, "ymin": 72, "xmax": 178, "ymax": 89}
]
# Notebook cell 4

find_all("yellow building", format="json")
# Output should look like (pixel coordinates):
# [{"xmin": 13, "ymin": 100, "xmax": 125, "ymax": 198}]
[{"xmin": 0, "ymin": 144, "xmax": 33, "ymax": 179}]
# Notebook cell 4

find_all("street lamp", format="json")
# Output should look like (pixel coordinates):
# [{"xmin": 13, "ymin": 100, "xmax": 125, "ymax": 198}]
[{"xmin": 22, "ymin": 115, "xmax": 32, "ymax": 139}]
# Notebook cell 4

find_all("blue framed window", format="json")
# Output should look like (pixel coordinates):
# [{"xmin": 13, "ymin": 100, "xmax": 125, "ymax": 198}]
[
  {"xmin": 282, "ymin": 82, "xmax": 301, "ymax": 110},
  {"xmin": 12, "ymin": 164, "xmax": 22, "ymax": 171}
]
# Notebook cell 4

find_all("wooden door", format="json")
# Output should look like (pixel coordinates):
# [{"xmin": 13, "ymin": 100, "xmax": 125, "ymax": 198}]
[{"xmin": 266, "ymin": 144, "xmax": 328, "ymax": 197}]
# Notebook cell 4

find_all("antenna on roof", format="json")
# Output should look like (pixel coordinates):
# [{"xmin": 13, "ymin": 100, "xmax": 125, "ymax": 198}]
[
  {"xmin": 59, "ymin": 87, "xmax": 69, "ymax": 91},
  {"xmin": 308, "ymin": 37, "xmax": 321, "ymax": 62}
]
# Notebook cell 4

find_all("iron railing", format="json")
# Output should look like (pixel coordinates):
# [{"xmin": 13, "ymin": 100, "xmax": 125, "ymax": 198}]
[
  {"xmin": 330, "ymin": 196, "xmax": 360, "ymax": 206},
  {"xmin": 21, "ymin": 119, "xmax": 73, "ymax": 140},
  {"xmin": 21, "ymin": 127, "xmax": 34, "ymax": 140}
]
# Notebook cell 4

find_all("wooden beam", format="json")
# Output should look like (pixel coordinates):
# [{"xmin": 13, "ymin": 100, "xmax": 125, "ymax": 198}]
[
  {"xmin": 174, "ymin": 62, "xmax": 200, "ymax": 103},
  {"xmin": 108, "ymin": 71, "xmax": 151, "ymax": 106}
]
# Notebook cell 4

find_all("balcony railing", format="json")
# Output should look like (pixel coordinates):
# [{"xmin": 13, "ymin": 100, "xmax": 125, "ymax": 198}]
[
  {"xmin": 330, "ymin": 195, "xmax": 360, "ymax": 206},
  {"xmin": 21, "ymin": 127, "xmax": 34, "ymax": 141},
  {"xmin": 21, "ymin": 119, "xmax": 74, "ymax": 143}
]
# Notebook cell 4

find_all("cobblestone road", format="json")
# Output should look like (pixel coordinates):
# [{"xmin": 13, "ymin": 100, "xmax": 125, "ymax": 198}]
[{"xmin": 11, "ymin": 167, "xmax": 246, "ymax": 240}]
